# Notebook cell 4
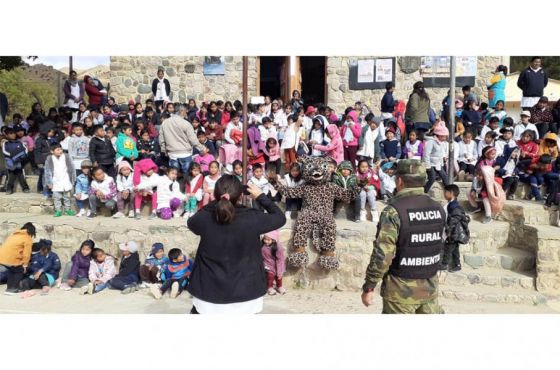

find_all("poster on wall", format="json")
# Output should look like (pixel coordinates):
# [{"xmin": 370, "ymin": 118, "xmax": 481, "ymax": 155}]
[
  {"xmin": 375, "ymin": 58, "xmax": 393, "ymax": 82},
  {"xmin": 203, "ymin": 56, "xmax": 225, "ymax": 75},
  {"xmin": 349, "ymin": 58, "xmax": 396, "ymax": 90},
  {"xmin": 357, "ymin": 60, "xmax": 375, "ymax": 83},
  {"xmin": 420, "ymin": 56, "xmax": 477, "ymax": 87}
]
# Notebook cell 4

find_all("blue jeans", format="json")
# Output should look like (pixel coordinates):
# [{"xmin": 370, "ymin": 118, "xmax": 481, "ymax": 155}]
[
  {"xmin": 94, "ymin": 282, "xmax": 108, "ymax": 293},
  {"xmin": 108, "ymin": 273, "xmax": 139, "ymax": 291},
  {"xmin": 169, "ymin": 156, "xmax": 193, "ymax": 175},
  {"xmin": 521, "ymin": 174, "xmax": 544, "ymax": 199}
]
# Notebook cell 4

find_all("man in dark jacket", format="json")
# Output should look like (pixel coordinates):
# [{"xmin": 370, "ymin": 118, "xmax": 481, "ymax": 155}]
[
  {"xmin": 108, "ymin": 241, "xmax": 140, "ymax": 294},
  {"xmin": 88, "ymin": 125, "xmax": 116, "ymax": 178},
  {"xmin": 517, "ymin": 57, "xmax": 549, "ymax": 111}
]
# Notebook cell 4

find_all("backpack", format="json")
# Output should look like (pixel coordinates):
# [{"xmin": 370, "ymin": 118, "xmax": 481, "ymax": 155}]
[{"xmin": 456, "ymin": 214, "xmax": 471, "ymax": 244}]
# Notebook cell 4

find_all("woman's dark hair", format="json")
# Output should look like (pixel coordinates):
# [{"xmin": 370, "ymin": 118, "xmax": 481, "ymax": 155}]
[
  {"xmin": 497, "ymin": 65, "xmax": 508, "ymax": 76},
  {"xmin": 412, "ymin": 81, "xmax": 429, "ymax": 101},
  {"xmin": 214, "ymin": 175, "xmax": 243, "ymax": 224},
  {"xmin": 91, "ymin": 248, "xmax": 105, "ymax": 260},
  {"xmin": 80, "ymin": 239, "xmax": 95, "ymax": 253},
  {"xmin": 140, "ymin": 129, "xmax": 150, "ymax": 137},
  {"xmin": 263, "ymin": 236, "xmax": 278, "ymax": 259},
  {"xmin": 357, "ymin": 159, "xmax": 370, "ymax": 170},
  {"xmin": 495, "ymin": 100, "xmax": 505, "ymax": 108},
  {"xmin": 21, "ymin": 222, "xmax": 36, "ymax": 238},
  {"xmin": 364, "ymin": 113, "xmax": 375, "ymax": 123}
]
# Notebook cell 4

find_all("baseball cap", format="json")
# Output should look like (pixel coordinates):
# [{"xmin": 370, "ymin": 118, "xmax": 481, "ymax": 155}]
[
  {"xmin": 119, "ymin": 241, "xmax": 138, "ymax": 253},
  {"xmin": 520, "ymin": 111, "xmax": 531, "ymax": 117},
  {"xmin": 395, "ymin": 159, "xmax": 427, "ymax": 181}
]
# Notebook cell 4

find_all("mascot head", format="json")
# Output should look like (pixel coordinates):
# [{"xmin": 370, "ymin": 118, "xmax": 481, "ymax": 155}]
[{"xmin": 298, "ymin": 156, "xmax": 332, "ymax": 185}]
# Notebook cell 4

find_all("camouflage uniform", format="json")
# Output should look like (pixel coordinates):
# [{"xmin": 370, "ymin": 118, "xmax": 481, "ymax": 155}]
[{"xmin": 363, "ymin": 160, "xmax": 444, "ymax": 314}]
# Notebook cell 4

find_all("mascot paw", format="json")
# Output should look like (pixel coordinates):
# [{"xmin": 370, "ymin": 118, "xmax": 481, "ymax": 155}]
[
  {"xmin": 318, "ymin": 254, "xmax": 339, "ymax": 270},
  {"xmin": 288, "ymin": 251, "xmax": 309, "ymax": 267}
]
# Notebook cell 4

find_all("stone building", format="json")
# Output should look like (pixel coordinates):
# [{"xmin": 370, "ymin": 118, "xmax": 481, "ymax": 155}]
[{"xmin": 110, "ymin": 56, "xmax": 507, "ymax": 115}]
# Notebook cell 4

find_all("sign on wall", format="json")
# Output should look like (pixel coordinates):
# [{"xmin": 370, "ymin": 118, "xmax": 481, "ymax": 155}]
[
  {"xmin": 420, "ymin": 56, "xmax": 477, "ymax": 87},
  {"xmin": 349, "ymin": 58, "xmax": 395, "ymax": 90}
]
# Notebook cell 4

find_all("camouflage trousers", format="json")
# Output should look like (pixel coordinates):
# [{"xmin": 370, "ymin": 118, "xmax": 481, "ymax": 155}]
[{"xmin": 382, "ymin": 299, "xmax": 444, "ymax": 314}]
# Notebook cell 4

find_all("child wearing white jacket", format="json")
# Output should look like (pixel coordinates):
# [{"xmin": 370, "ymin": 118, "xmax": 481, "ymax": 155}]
[
  {"xmin": 156, "ymin": 167, "xmax": 186, "ymax": 220},
  {"xmin": 81, "ymin": 248, "xmax": 117, "ymax": 295},
  {"xmin": 456, "ymin": 131, "xmax": 478, "ymax": 181},
  {"xmin": 114, "ymin": 160, "xmax": 135, "ymax": 218}
]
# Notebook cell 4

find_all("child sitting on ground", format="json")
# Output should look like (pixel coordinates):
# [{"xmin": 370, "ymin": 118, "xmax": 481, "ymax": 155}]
[
  {"xmin": 355, "ymin": 160, "xmax": 381, "ymax": 222},
  {"xmin": 88, "ymin": 167, "xmax": 117, "ymax": 219},
  {"xmin": 150, "ymin": 248, "xmax": 193, "ymax": 300},
  {"xmin": 157, "ymin": 167, "xmax": 186, "ymax": 219},
  {"xmin": 379, "ymin": 127, "xmax": 401, "ymax": 163},
  {"xmin": 114, "ymin": 160, "xmax": 135, "ymax": 218},
  {"xmin": 333, "ymin": 160, "xmax": 360, "ymax": 222},
  {"xmin": 20, "ymin": 240, "xmax": 61, "ymax": 296},
  {"xmin": 456, "ymin": 130, "xmax": 478, "ymax": 181},
  {"xmin": 440, "ymin": 184, "xmax": 470, "ymax": 272},
  {"xmin": 402, "ymin": 129, "xmax": 423, "ymax": 160},
  {"xmin": 44, "ymin": 143, "xmax": 76, "ymax": 217},
  {"xmin": 139, "ymin": 243, "xmax": 169, "ymax": 285},
  {"xmin": 81, "ymin": 248, "xmax": 117, "ymax": 295},
  {"xmin": 261, "ymin": 231, "xmax": 286, "ymax": 295},
  {"xmin": 108, "ymin": 241, "xmax": 140, "ymax": 294},
  {"xmin": 133, "ymin": 158, "xmax": 160, "ymax": 220},
  {"xmin": 520, "ymin": 155, "xmax": 552, "ymax": 202},
  {"xmin": 379, "ymin": 161, "xmax": 397, "ymax": 201},
  {"xmin": 516, "ymin": 130, "xmax": 539, "ymax": 169},
  {"xmin": 283, "ymin": 162, "xmax": 304, "ymax": 219},
  {"xmin": 202, "ymin": 161, "xmax": 222, "ymax": 206},
  {"xmin": 248, "ymin": 164, "xmax": 271, "ymax": 210},
  {"xmin": 184, "ymin": 163, "xmax": 204, "ymax": 220},
  {"xmin": 74, "ymin": 160, "xmax": 92, "ymax": 217},
  {"xmin": 60, "ymin": 240, "xmax": 94, "ymax": 290}
]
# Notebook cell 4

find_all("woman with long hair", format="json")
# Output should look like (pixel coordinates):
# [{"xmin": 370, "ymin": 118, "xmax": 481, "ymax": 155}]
[
  {"xmin": 487, "ymin": 65, "xmax": 508, "ymax": 109},
  {"xmin": 405, "ymin": 81, "xmax": 431, "ymax": 137}
]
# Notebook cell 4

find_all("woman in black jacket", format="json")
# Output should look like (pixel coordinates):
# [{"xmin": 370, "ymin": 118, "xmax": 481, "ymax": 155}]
[{"xmin": 187, "ymin": 175, "xmax": 286, "ymax": 314}]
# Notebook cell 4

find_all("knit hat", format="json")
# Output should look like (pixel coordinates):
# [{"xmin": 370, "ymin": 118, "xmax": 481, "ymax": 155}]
[
  {"xmin": 128, "ymin": 99, "xmax": 135, "ymax": 106},
  {"xmin": 151, "ymin": 243, "xmax": 164, "ymax": 255},
  {"xmin": 386, "ymin": 127, "xmax": 396, "ymax": 134},
  {"xmin": 329, "ymin": 113, "xmax": 339, "ymax": 123},
  {"xmin": 381, "ymin": 161, "xmax": 396, "ymax": 171},
  {"xmin": 305, "ymin": 106, "xmax": 316, "ymax": 115},
  {"xmin": 482, "ymin": 146, "xmax": 497, "ymax": 159},
  {"xmin": 119, "ymin": 241, "xmax": 138, "ymax": 253},
  {"xmin": 117, "ymin": 160, "xmax": 133, "ymax": 172},
  {"xmin": 81, "ymin": 160, "xmax": 92, "ymax": 168},
  {"xmin": 433, "ymin": 122, "xmax": 450, "ymax": 136}
]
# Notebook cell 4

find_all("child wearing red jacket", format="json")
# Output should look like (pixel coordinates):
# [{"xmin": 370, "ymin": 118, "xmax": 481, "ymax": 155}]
[
  {"xmin": 356, "ymin": 159, "xmax": 380, "ymax": 222},
  {"xmin": 516, "ymin": 130, "xmax": 539, "ymax": 167}
]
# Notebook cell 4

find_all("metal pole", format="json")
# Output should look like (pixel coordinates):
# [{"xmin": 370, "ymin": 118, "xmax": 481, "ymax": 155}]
[
  {"xmin": 69, "ymin": 56, "xmax": 73, "ymax": 73},
  {"xmin": 447, "ymin": 56, "xmax": 456, "ymax": 184},
  {"xmin": 242, "ymin": 56, "xmax": 249, "ymax": 187}
]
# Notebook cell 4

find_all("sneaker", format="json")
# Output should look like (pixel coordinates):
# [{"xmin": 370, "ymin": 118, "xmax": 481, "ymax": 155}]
[
  {"xmin": 506, "ymin": 195, "xmax": 514, "ymax": 201},
  {"xmin": 41, "ymin": 286, "xmax": 50, "ymax": 295},
  {"xmin": 121, "ymin": 284, "xmax": 138, "ymax": 295},
  {"xmin": 4, "ymin": 289, "xmax": 21, "ymax": 296},
  {"xmin": 5, "ymin": 190, "xmax": 13, "ymax": 195},
  {"xmin": 79, "ymin": 284, "xmax": 89, "ymax": 295},
  {"xmin": 87, "ymin": 212, "xmax": 96, "ymax": 220},
  {"xmin": 285, "ymin": 211, "xmax": 291, "ymax": 219},
  {"xmin": 60, "ymin": 283, "xmax": 71, "ymax": 291},
  {"xmin": 148, "ymin": 212, "xmax": 157, "ymax": 220},
  {"xmin": 359, "ymin": 209, "xmax": 367, "ymax": 222},
  {"xmin": 267, "ymin": 287, "xmax": 277, "ymax": 295},
  {"xmin": 449, "ymin": 265, "xmax": 462, "ymax": 273},
  {"xmin": 23, "ymin": 188, "xmax": 30, "ymax": 193},
  {"xmin": 76, "ymin": 209, "xmax": 86, "ymax": 217},
  {"xmin": 112, "ymin": 211, "xmax": 125, "ymax": 219},
  {"xmin": 170, "ymin": 282, "xmax": 179, "ymax": 298},
  {"xmin": 65, "ymin": 210, "xmax": 76, "ymax": 216},
  {"xmin": 138, "ymin": 282, "xmax": 149, "ymax": 289},
  {"xmin": 128, "ymin": 210, "xmax": 135, "ymax": 218},
  {"xmin": 135, "ymin": 212, "xmax": 142, "ymax": 220},
  {"xmin": 482, "ymin": 216, "xmax": 493, "ymax": 224},
  {"xmin": 276, "ymin": 286, "xmax": 287, "ymax": 295},
  {"xmin": 150, "ymin": 284, "xmax": 163, "ymax": 300},
  {"xmin": 87, "ymin": 282, "xmax": 95, "ymax": 295},
  {"xmin": 53, "ymin": 210, "xmax": 62, "ymax": 217},
  {"xmin": 371, "ymin": 210, "xmax": 379, "ymax": 223}
]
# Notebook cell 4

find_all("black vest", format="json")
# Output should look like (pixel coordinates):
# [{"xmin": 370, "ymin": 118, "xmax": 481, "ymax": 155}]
[{"xmin": 387, "ymin": 194, "xmax": 445, "ymax": 279}]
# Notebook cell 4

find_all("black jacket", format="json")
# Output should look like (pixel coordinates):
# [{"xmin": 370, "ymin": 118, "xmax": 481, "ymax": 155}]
[
  {"xmin": 517, "ymin": 67, "xmax": 548, "ymax": 98},
  {"xmin": 187, "ymin": 194, "xmax": 286, "ymax": 304},
  {"xmin": 34, "ymin": 135, "xmax": 56, "ymax": 165},
  {"xmin": 0, "ymin": 92, "xmax": 7, "ymax": 121},
  {"xmin": 89, "ymin": 136, "xmax": 116, "ymax": 165},
  {"xmin": 116, "ymin": 252, "xmax": 140, "ymax": 278},
  {"xmin": 445, "ymin": 200, "xmax": 470, "ymax": 244},
  {"xmin": 151, "ymin": 78, "xmax": 171, "ymax": 99}
]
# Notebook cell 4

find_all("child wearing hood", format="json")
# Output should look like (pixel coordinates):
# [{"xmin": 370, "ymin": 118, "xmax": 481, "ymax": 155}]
[
  {"xmin": 132, "ymin": 158, "xmax": 160, "ymax": 220},
  {"xmin": 157, "ymin": 167, "xmax": 186, "ymax": 220},
  {"xmin": 60, "ymin": 240, "xmax": 94, "ymax": 290},
  {"xmin": 498, "ymin": 147, "xmax": 520, "ymax": 200},
  {"xmin": 20, "ymin": 240, "xmax": 61, "ymax": 296},
  {"xmin": 114, "ymin": 160, "xmax": 135, "ymax": 218},
  {"xmin": 309, "ymin": 117, "xmax": 330, "ymax": 157},
  {"xmin": 379, "ymin": 161, "xmax": 397, "ymax": 201},
  {"xmin": 108, "ymin": 241, "xmax": 140, "ymax": 294},
  {"xmin": 150, "ymin": 248, "xmax": 193, "ymax": 299},
  {"xmin": 379, "ymin": 127, "xmax": 402, "ymax": 163},
  {"xmin": 82, "ymin": 248, "xmax": 117, "ymax": 295},
  {"xmin": 115, "ymin": 124, "xmax": 138, "ymax": 163},
  {"xmin": 261, "ymin": 231, "xmax": 286, "ymax": 295},
  {"xmin": 422, "ymin": 122, "xmax": 450, "ymax": 193},
  {"xmin": 340, "ymin": 110, "xmax": 362, "ymax": 170},
  {"xmin": 139, "ymin": 243, "xmax": 169, "ymax": 285},
  {"xmin": 333, "ymin": 161, "xmax": 360, "ymax": 222},
  {"xmin": 313, "ymin": 124, "xmax": 344, "ymax": 164}
]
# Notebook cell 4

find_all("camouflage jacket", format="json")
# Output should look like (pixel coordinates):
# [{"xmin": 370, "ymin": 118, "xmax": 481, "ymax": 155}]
[{"xmin": 363, "ymin": 187, "xmax": 439, "ymax": 304}]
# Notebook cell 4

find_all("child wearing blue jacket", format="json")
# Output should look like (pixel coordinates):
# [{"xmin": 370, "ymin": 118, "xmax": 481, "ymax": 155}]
[
  {"xmin": 379, "ymin": 127, "xmax": 401, "ymax": 163},
  {"xmin": 20, "ymin": 239, "xmax": 61, "ymax": 295},
  {"xmin": 150, "ymin": 248, "xmax": 193, "ymax": 300},
  {"xmin": 74, "ymin": 160, "xmax": 92, "ymax": 217},
  {"xmin": 139, "ymin": 242, "xmax": 169, "ymax": 284}
]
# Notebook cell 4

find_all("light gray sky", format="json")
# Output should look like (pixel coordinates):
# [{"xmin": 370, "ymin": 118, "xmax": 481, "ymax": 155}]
[{"xmin": 26, "ymin": 56, "xmax": 110, "ymax": 70}]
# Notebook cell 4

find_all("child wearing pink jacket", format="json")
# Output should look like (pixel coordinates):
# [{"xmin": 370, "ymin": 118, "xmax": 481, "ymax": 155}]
[
  {"xmin": 313, "ymin": 124, "xmax": 344, "ymax": 164},
  {"xmin": 261, "ymin": 230, "xmax": 286, "ymax": 296}
]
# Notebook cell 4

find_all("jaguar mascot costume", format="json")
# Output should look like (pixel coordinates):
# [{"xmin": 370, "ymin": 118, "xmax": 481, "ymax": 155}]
[{"xmin": 270, "ymin": 156, "xmax": 358, "ymax": 270}]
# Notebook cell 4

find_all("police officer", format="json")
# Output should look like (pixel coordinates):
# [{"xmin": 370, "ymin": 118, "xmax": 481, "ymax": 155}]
[{"xmin": 361, "ymin": 159, "xmax": 446, "ymax": 314}]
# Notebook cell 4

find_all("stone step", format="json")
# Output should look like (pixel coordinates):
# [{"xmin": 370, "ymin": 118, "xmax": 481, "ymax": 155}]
[
  {"xmin": 462, "ymin": 247, "xmax": 536, "ymax": 272},
  {"xmin": 460, "ymin": 220, "xmax": 511, "ymax": 253},
  {"xmin": 430, "ymin": 181, "xmax": 546, "ymax": 203},
  {"xmin": 439, "ymin": 266, "xmax": 535, "ymax": 291},
  {"xmin": 439, "ymin": 284, "xmax": 547, "ymax": 306}
]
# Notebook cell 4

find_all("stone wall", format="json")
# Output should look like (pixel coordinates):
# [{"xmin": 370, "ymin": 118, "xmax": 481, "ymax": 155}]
[
  {"xmin": 326, "ymin": 56, "xmax": 503, "ymax": 114},
  {"xmin": 109, "ymin": 56, "xmax": 258, "ymax": 104}
]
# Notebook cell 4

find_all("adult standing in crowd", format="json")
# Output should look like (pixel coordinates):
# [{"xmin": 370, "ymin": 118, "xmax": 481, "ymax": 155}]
[
  {"xmin": 517, "ymin": 57, "xmax": 548, "ymax": 111},
  {"xmin": 151, "ymin": 68, "xmax": 171, "ymax": 112},
  {"xmin": 0, "ymin": 91, "xmax": 8, "ymax": 126},
  {"xmin": 63, "ymin": 70, "xmax": 85, "ymax": 111},
  {"xmin": 159, "ymin": 104, "xmax": 206, "ymax": 176},
  {"xmin": 529, "ymin": 96, "xmax": 555, "ymax": 139},
  {"xmin": 486, "ymin": 65, "xmax": 508, "ymax": 109},
  {"xmin": 84, "ymin": 75, "xmax": 106, "ymax": 110},
  {"xmin": 187, "ymin": 176, "xmax": 286, "ymax": 314},
  {"xmin": 361, "ymin": 160, "xmax": 445, "ymax": 314},
  {"xmin": 0, "ymin": 222, "xmax": 36, "ymax": 295},
  {"xmin": 405, "ymin": 81, "xmax": 431, "ymax": 137}
]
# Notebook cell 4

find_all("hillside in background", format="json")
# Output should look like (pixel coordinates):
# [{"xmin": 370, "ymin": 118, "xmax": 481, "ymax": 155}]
[{"xmin": 59, "ymin": 65, "xmax": 110, "ymax": 83}]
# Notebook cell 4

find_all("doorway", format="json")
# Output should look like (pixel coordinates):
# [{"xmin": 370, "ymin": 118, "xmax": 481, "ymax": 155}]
[
  {"xmin": 259, "ymin": 57, "xmax": 288, "ymax": 101},
  {"xmin": 300, "ymin": 57, "xmax": 326, "ymax": 108}
]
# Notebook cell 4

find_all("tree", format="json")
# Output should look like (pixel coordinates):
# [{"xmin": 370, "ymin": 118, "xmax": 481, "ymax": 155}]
[
  {"xmin": 510, "ymin": 56, "xmax": 560, "ymax": 80},
  {"xmin": 0, "ymin": 68, "xmax": 57, "ymax": 120},
  {"xmin": 0, "ymin": 56, "xmax": 38, "ymax": 71}
]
